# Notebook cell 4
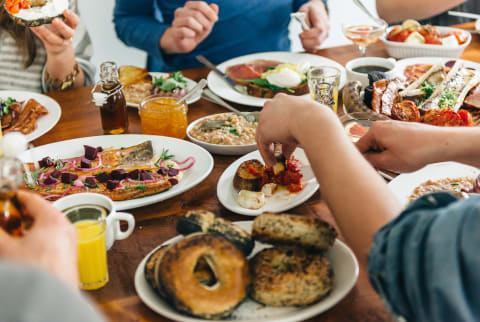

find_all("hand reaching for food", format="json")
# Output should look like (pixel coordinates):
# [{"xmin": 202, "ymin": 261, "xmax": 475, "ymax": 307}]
[
  {"xmin": 160, "ymin": 1, "xmax": 219, "ymax": 54},
  {"xmin": 0, "ymin": 191, "xmax": 79, "ymax": 289},
  {"xmin": 298, "ymin": 0, "xmax": 329, "ymax": 52}
]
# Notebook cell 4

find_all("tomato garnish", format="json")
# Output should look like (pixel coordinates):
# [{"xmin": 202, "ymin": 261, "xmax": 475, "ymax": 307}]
[
  {"xmin": 5, "ymin": 0, "xmax": 31, "ymax": 14},
  {"xmin": 458, "ymin": 109, "xmax": 475, "ymax": 127},
  {"xmin": 444, "ymin": 31, "xmax": 468, "ymax": 45},
  {"xmin": 422, "ymin": 108, "xmax": 464, "ymax": 127},
  {"xmin": 388, "ymin": 30, "xmax": 413, "ymax": 42},
  {"xmin": 247, "ymin": 165, "xmax": 263, "ymax": 177},
  {"xmin": 287, "ymin": 183, "xmax": 303, "ymax": 193},
  {"xmin": 424, "ymin": 34, "xmax": 442, "ymax": 45}
]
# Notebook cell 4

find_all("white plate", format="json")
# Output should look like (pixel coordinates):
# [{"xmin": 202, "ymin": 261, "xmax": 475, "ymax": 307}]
[
  {"xmin": 126, "ymin": 72, "xmax": 201, "ymax": 108},
  {"xmin": 134, "ymin": 220, "xmax": 359, "ymax": 322},
  {"xmin": 0, "ymin": 90, "xmax": 61, "ymax": 142},
  {"xmin": 217, "ymin": 148, "xmax": 319, "ymax": 216},
  {"xmin": 382, "ymin": 26, "xmax": 471, "ymax": 59},
  {"xmin": 388, "ymin": 162, "xmax": 480, "ymax": 207},
  {"xmin": 207, "ymin": 52, "xmax": 346, "ymax": 107},
  {"xmin": 187, "ymin": 113, "xmax": 257, "ymax": 156},
  {"xmin": 392, "ymin": 57, "xmax": 480, "ymax": 78},
  {"xmin": 18, "ymin": 134, "xmax": 214, "ymax": 210}
]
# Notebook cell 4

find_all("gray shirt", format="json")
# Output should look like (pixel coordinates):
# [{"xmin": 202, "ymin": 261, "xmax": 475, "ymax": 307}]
[
  {"xmin": 420, "ymin": 0, "xmax": 480, "ymax": 26},
  {"xmin": 0, "ymin": 261, "xmax": 105, "ymax": 322}
]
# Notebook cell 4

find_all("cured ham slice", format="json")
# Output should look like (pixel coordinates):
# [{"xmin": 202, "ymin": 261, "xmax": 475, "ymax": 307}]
[
  {"xmin": 464, "ymin": 84, "xmax": 480, "ymax": 109},
  {"xmin": 4, "ymin": 99, "xmax": 48, "ymax": 135},
  {"xmin": 381, "ymin": 79, "xmax": 406, "ymax": 116},
  {"xmin": 226, "ymin": 60, "xmax": 281, "ymax": 84},
  {"xmin": 371, "ymin": 79, "xmax": 389, "ymax": 113}
]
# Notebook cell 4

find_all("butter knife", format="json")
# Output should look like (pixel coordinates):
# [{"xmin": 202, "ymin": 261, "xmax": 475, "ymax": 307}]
[{"xmin": 195, "ymin": 55, "xmax": 247, "ymax": 94}]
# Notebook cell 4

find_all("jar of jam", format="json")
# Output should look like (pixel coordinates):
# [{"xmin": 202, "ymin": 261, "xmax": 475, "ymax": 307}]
[
  {"xmin": 92, "ymin": 62, "xmax": 128, "ymax": 134},
  {"xmin": 139, "ymin": 95, "xmax": 188, "ymax": 138}
]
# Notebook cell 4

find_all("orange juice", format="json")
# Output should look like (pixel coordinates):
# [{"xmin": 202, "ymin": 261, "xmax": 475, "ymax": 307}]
[
  {"xmin": 75, "ymin": 219, "xmax": 108, "ymax": 290},
  {"xmin": 139, "ymin": 96, "xmax": 187, "ymax": 138}
]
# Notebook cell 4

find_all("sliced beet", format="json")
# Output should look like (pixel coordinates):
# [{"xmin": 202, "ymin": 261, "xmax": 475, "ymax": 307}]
[
  {"xmin": 61, "ymin": 172, "xmax": 78, "ymax": 184},
  {"xmin": 96, "ymin": 146, "xmax": 104, "ymax": 153},
  {"xmin": 128, "ymin": 169, "xmax": 140, "ymax": 180},
  {"xmin": 106, "ymin": 180, "xmax": 119, "ymax": 191},
  {"xmin": 445, "ymin": 60, "xmax": 456, "ymax": 68},
  {"xmin": 96, "ymin": 172, "xmax": 111, "ymax": 183},
  {"xmin": 85, "ymin": 176, "xmax": 97, "ymax": 188},
  {"xmin": 50, "ymin": 170, "xmax": 61, "ymax": 178},
  {"xmin": 111, "ymin": 169, "xmax": 127, "ymax": 180},
  {"xmin": 168, "ymin": 178, "xmax": 178, "ymax": 186},
  {"xmin": 38, "ymin": 157, "xmax": 54, "ymax": 168},
  {"xmin": 140, "ymin": 171, "xmax": 154, "ymax": 181},
  {"xmin": 168, "ymin": 168, "xmax": 179, "ymax": 176},
  {"xmin": 158, "ymin": 167, "xmax": 168, "ymax": 176},
  {"xmin": 84, "ymin": 145, "xmax": 98, "ymax": 160},
  {"xmin": 80, "ymin": 158, "xmax": 91, "ymax": 169},
  {"xmin": 43, "ymin": 176, "xmax": 58, "ymax": 185}
]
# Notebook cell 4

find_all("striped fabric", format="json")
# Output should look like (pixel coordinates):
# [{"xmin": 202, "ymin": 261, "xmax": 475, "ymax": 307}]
[{"xmin": 0, "ymin": 0, "xmax": 95, "ymax": 93}]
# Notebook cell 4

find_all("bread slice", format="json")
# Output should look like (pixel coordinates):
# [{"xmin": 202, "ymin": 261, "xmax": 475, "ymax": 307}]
[{"xmin": 246, "ymin": 81, "xmax": 309, "ymax": 98}]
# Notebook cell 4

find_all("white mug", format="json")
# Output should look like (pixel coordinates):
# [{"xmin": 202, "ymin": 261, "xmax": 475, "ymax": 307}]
[
  {"xmin": 53, "ymin": 193, "xmax": 135, "ymax": 250},
  {"xmin": 345, "ymin": 57, "xmax": 396, "ymax": 87}
]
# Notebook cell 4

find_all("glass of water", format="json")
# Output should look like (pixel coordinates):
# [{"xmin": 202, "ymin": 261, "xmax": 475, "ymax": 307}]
[{"xmin": 308, "ymin": 66, "xmax": 341, "ymax": 114}]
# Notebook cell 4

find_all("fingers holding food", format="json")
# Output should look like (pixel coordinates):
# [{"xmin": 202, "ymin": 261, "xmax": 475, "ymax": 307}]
[{"xmin": 61, "ymin": 9, "xmax": 79, "ymax": 30}]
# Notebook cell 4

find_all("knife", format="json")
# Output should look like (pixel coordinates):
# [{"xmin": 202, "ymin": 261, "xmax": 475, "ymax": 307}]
[{"xmin": 195, "ymin": 55, "xmax": 247, "ymax": 94}]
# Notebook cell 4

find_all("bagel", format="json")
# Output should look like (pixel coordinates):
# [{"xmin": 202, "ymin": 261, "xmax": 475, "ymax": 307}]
[
  {"xmin": 177, "ymin": 210, "xmax": 254, "ymax": 256},
  {"xmin": 159, "ymin": 234, "xmax": 249, "ymax": 319},
  {"xmin": 249, "ymin": 247, "xmax": 334, "ymax": 306},
  {"xmin": 252, "ymin": 213, "xmax": 337, "ymax": 252}
]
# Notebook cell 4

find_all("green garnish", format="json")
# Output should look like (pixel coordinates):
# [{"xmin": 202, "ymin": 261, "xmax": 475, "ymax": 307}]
[
  {"xmin": 26, "ymin": 184, "xmax": 34, "ymax": 190},
  {"xmin": 421, "ymin": 80, "xmax": 435, "ymax": 98},
  {"xmin": 438, "ymin": 89, "xmax": 458, "ymax": 109},
  {"xmin": 451, "ymin": 183, "xmax": 459, "ymax": 186},
  {"xmin": 45, "ymin": 188, "xmax": 52, "ymax": 192},
  {"xmin": 167, "ymin": 164, "xmax": 173, "ymax": 168},
  {"xmin": 63, "ymin": 184, "xmax": 67, "ymax": 189},
  {"xmin": 123, "ymin": 186, "xmax": 130, "ymax": 190},
  {"xmin": 153, "ymin": 72, "xmax": 187, "ymax": 91},
  {"xmin": 120, "ymin": 147, "xmax": 126, "ymax": 150},
  {"xmin": 29, "ymin": 168, "xmax": 48, "ymax": 184},
  {"xmin": 0, "ymin": 97, "xmax": 16, "ymax": 116},
  {"xmin": 135, "ymin": 184, "xmax": 147, "ymax": 191},
  {"xmin": 238, "ymin": 78, "xmax": 295, "ymax": 93},
  {"xmin": 55, "ymin": 159, "xmax": 63, "ymax": 170},
  {"xmin": 154, "ymin": 148, "xmax": 175, "ymax": 168},
  {"xmin": 229, "ymin": 128, "xmax": 241, "ymax": 137}
]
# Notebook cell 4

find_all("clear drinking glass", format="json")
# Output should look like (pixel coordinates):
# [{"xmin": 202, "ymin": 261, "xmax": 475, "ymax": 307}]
[
  {"xmin": 342, "ymin": 21, "xmax": 387, "ymax": 56},
  {"xmin": 308, "ymin": 66, "xmax": 341, "ymax": 114}
]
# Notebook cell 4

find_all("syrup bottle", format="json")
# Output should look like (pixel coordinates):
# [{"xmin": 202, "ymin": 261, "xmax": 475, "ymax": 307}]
[
  {"xmin": 92, "ymin": 62, "xmax": 128, "ymax": 134},
  {"xmin": 0, "ymin": 133, "xmax": 30, "ymax": 236}
]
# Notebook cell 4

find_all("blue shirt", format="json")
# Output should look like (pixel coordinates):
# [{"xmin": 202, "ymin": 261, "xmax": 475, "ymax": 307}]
[
  {"xmin": 113, "ymin": 0, "xmax": 311, "ymax": 71},
  {"xmin": 368, "ymin": 192, "xmax": 480, "ymax": 322}
]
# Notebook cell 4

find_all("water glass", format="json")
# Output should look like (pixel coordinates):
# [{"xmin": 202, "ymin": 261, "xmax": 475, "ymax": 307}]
[{"xmin": 308, "ymin": 66, "xmax": 341, "ymax": 113}]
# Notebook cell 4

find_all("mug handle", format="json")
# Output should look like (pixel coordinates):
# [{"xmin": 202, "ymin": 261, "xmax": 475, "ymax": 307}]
[{"xmin": 113, "ymin": 212, "xmax": 135, "ymax": 240}]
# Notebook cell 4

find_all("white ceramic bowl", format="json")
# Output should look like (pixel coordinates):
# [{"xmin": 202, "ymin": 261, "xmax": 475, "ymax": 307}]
[
  {"xmin": 345, "ymin": 57, "xmax": 396, "ymax": 88},
  {"xmin": 187, "ymin": 113, "xmax": 257, "ymax": 156},
  {"xmin": 382, "ymin": 25, "xmax": 471, "ymax": 59}
]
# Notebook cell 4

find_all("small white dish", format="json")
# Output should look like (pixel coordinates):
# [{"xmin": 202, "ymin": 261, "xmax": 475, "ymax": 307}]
[
  {"xmin": 208, "ymin": 52, "xmax": 346, "ymax": 107},
  {"xmin": 388, "ymin": 162, "xmax": 480, "ymax": 207},
  {"xmin": 187, "ymin": 113, "xmax": 257, "ymax": 156},
  {"xmin": 382, "ymin": 25, "xmax": 471, "ymax": 59},
  {"xmin": 126, "ymin": 72, "xmax": 201, "ymax": 108},
  {"xmin": 217, "ymin": 148, "xmax": 319, "ymax": 216},
  {"xmin": 345, "ymin": 57, "xmax": 396, "ymax": 87},
  {"xmin": 134, "ymin": 220, "xmax": 359, "ymax": 322},
  {"xmin": 19, "ymin": 134, "xmax": 214, "ymax": 210},
  {"xmin": 0, "ymin": 90, "xmax": 61, "ymax": 142}
]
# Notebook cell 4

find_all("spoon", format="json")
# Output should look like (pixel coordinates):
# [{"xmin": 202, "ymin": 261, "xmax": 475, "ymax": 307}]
[
  {"xmin": 177, "ymin": 79, "xmax": 207, "ymax": 105},
  {"xmin": 352, "ymin": 0, "xmax": 387, "ymax": 27}
]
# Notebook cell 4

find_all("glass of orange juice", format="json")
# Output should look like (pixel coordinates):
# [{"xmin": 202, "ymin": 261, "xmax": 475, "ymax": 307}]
[
  {"xmin": 139, "ymin": 95, "xmax": 188, "ymax": 138},
  {"xmin": 65, "ymin": 205, "xmax": 109, "ymax": 290}
]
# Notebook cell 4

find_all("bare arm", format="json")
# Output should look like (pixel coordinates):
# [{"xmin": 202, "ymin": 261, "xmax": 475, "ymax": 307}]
[
  {"xmin": 376, "ymin": 0, "xmax": 466, "ymax": 24},
  {"xmin": 256, "ymin": 95, "xmax": 402, "ymax": 265}
]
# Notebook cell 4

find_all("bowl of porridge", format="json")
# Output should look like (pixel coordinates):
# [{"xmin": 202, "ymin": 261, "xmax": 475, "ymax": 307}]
[{"xmin": 187, "ymin": 112, "xmax": 258, "ymax": 155}]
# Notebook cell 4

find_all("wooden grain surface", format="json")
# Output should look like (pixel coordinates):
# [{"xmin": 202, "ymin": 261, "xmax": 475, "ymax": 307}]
[{"xmin": 33, "ymin": 23, "xmax": 479, "ymax": 322}]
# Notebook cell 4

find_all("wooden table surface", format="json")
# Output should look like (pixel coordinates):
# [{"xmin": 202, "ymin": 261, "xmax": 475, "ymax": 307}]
[{"xmin": 34, "ymin": 23, "xmax": 479, "ymax": 322}]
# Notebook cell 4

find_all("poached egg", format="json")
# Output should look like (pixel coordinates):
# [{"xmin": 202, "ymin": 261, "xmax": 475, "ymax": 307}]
[{"xmin": 262, "ymin": 63, "xmax": 309, "ymax": 88}]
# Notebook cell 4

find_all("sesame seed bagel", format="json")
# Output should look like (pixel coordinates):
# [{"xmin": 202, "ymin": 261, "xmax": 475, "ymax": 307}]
[
  {"xmin": 158, "ymin": 234, "xmax": 249, "ymax": 319},
  {"xmin": 249, "ymin": 247, "xmax": 334, "ymax": 306}
]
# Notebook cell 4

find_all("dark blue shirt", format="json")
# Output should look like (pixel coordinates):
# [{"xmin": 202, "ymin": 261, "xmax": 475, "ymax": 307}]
[
  {"xmin": 368, "ymin": 192, "xmax": 480, "ymax": 322},
  {"xmin": 113, "ymin": 0, "xmax": 311, "ymax": 71}
]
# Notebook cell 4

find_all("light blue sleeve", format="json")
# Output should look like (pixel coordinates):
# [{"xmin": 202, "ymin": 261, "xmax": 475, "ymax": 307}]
[{"xmin": 368, "ymin": 192, "xmax": 480, "ymax": 322}]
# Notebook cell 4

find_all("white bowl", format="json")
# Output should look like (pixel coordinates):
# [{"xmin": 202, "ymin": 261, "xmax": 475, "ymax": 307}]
[
  {"xmin": 381, "ymin": 25, "xmax": 471, "ymax": 59},
  {"xmin": 187, "ymin": 113, "xmax": 257, "ymax": 156},
  {"xmin": 345, "ymin": 57, "xmax": 396, "ymax": 88}
]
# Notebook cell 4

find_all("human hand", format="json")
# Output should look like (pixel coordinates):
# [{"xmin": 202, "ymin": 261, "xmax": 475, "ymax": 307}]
[
  {"xmin": 160, "ymin": 1, "xmax": 219, "ymax": 54},
  {"xmin": 0, "ymin": 191, "xmax": 78, "ymax": 289},
  {"xmin": 299, "ymin": 0, "xmax": 329, "ymax": 52},
  {"xmin": 356, "ymin": 120, "xmax": 448, "ymax": 173},
  {"xmin": 30, "ymin": 9, "xmax": 79, "ymax": 57}
]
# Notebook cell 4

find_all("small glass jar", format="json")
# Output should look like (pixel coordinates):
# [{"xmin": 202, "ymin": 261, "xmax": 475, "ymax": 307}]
[
  {"xmin": 308, "ymin": 66, "xmax": 341, "ymax": 114},
  {"xmin": 138, "ymin": 95, "xmax": 188, "ymax": 138}
]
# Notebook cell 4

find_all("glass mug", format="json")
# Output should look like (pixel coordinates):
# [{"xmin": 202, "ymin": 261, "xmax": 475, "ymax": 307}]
[
  {"xmin": 308, "ymin": 66, "xmax": 341, "ymax": 114},
  {"xmin": 139, "ymin": 95, "xmax": 188, "ymax": 139}
]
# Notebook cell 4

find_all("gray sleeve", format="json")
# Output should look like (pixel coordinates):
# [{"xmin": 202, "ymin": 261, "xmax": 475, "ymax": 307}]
[{"xmin": 0, "ymin": 261, "xmax": 105, "ymax": 322}]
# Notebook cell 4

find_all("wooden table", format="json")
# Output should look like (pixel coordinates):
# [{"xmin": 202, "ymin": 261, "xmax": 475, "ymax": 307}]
[{"xmin": 34, "ymin": 23, "xmax": 479, "ymax": 322}]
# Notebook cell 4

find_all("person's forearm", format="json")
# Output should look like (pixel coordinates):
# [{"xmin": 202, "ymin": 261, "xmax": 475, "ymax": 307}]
[
  {"xmin": 292, "ymin": 108, "xmax": 402, "ymax": 263},
  {"xmin": 437, "ymin": 127, "xmax": 480, "ymax": 168},
  {"xmin": 376, "ymin": 0, "xmax": 466, "ymax": 23},
  {"xmin": 46, "ymin": 49, "xmax": 85, "ymax": 89}
]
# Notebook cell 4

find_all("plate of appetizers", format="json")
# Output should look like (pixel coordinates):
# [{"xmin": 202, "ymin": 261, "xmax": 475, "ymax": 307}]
[
  {"xmin": 119, "ymin": 66, "xmax": 201, "ymax": 107},
  {"xmin": 342, "ymin": 57, "xmax": 480, "ymax": 127},
  {"xmin": 0, "ymin": 90, "xmax": 61, "ymax": 142},
  {"xmin": 217, "ymin": 148, "xmax": 319, "ymax": 216},
  {"xmin": 207, "ymin": 52, "xmax": 346, "ymax": 107},
  {"xmin": 388, "ymin": 162, "xmax": 480, "ymax": 207},
  {"xmin": 187, "ymin": 112, "xmax": 258, "ymax": 155},
  {"xmin": 135, "ymin": 212, "xmax": 359, "ymax": 322},
  {"xmin": 382, "ymin": 19, "xmax": 471, "ymax": 58},
  {"xmin": 19, "ymin": 134, "xmax": 214, "ymax": 210}
]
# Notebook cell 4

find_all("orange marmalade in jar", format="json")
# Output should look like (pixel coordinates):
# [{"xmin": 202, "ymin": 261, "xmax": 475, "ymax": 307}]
[{"xmin": 139, "ymin": 96, "xmax": 188, "ymax": 138}]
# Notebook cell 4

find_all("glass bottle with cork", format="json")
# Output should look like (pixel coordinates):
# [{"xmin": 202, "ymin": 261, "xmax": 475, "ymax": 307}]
[{"xmin": 92, "ymin": 62, "xmax": 128, "ymax": 134}]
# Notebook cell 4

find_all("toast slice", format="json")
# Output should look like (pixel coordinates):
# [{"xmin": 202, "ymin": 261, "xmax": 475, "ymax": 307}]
[{"xmin": 246, "ymin": 81, "xmax": 309, "ymax": 98}]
